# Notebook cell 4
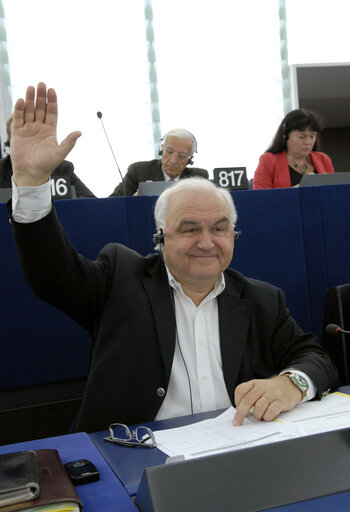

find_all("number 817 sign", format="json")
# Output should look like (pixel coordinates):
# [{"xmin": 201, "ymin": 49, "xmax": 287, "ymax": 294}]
[{"xmin": 213, "ymin": 167, "xmax": 249, "ymax": 190}]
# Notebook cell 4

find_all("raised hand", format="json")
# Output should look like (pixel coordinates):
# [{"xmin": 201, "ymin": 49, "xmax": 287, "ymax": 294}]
[{"xmin": 11, "ymin": 82, "xmax": 81, "ymax": 187}]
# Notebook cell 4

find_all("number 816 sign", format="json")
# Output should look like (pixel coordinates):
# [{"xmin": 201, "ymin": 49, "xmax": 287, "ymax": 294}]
[
  {"xmin": 50, "ymin": 177, "xmax": 73, "ymax": 198},
  {"xmin": 213, "ymin": 167, "xmax": 249, "ymax": 190}
]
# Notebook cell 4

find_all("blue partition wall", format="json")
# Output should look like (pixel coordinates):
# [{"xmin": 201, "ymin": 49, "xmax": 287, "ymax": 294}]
[
  {"xmin": 0, "ymin": 197, "xmax": 130, "ymax": 390},
  {"xmin": 1, "ymin": 184, "xmax": 350, "ymax": 395},
  {"xmin": 232, "ymin": 188, "xmax": 312, "ymax": 335},
  {"xmin": 298, "ymin": 184, "xmax": 350, "ymax": 338}
]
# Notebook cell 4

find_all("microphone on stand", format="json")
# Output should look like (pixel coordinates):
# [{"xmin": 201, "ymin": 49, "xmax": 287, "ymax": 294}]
[
  {"xmin": 96, "ymin": 111, "xmax": 124, "ymax": 182},
  {"xmin": 325, "ymin": 323, "xmax": 350, "ymax": 336}
]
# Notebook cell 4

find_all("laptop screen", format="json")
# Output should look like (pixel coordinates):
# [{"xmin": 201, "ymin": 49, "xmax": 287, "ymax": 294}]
[
  {"xmin": 138, "ymin": 181, "xmax": 175, "ymax": 196},
  {"xmin": 299, "ymin": 172, "xmax": 350, "ymax": 187}
]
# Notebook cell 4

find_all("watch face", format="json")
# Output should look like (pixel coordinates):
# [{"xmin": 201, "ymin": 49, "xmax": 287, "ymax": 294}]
[
  {"xmin": 291, "ymin": 374, "xmax": 309, "ymax": 390},
  {"xmin": 297, "ymin": 375, "xmax": 307, "ymax": 385}
]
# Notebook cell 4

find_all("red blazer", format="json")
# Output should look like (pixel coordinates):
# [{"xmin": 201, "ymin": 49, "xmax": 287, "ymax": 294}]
[{"xmin": 253, "ymin": 150, "xmax": 334, "ymax": 189}]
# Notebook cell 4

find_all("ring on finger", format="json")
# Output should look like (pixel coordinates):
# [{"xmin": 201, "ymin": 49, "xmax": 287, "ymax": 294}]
[{"xmin": 259, "ymin": 396, "xmax": 270, "ymax": 407}]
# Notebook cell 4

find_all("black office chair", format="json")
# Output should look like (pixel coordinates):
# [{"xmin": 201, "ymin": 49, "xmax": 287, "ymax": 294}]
[{"xmin": 322, "ymin": 283, "xmax": 350, "ymax": 385}]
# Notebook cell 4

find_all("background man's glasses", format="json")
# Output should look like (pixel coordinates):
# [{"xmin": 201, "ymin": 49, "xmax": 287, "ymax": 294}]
[
  {"xmin": 163, "ymin": 146, "xmax": 191, "ymax": 162},
  {"xmin": 104, "ymin": 423, "xmax": 157, "ymax": 448}
]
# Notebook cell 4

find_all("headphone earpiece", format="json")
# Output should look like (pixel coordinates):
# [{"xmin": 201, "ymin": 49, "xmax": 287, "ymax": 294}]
[
  {"xmin": 158, "ymin": 148, "xmax": 163, "ymax": 156},
  {"xmin": 152, "ymin": 228, "xmax": 166, "ymax": 246}
]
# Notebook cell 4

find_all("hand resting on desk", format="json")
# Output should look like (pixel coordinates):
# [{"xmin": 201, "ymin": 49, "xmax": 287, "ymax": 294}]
[{"xmin": 233, "ymin": 375, "xmax": 302, "ymax": 426}]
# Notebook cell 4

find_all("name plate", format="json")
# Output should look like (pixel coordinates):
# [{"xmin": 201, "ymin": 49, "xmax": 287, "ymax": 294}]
[
  {"xmin": 213, "ymin": 167, "xmax": 249, "ymax": 190},
  {"xmin": 50, "ymin": 177, "xmax": 76, "ymax": 199}
]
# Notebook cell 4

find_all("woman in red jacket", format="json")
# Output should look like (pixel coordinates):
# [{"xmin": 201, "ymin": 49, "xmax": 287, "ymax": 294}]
[{"xmin": 253, "ymin": 109, "xmax": 334, "ymax": 189}]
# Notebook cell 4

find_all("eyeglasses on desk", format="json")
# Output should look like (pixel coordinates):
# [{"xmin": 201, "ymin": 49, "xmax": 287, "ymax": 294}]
[{"xmin": 104, "ymin": 423, "xmax": 157, "ymax": 448}]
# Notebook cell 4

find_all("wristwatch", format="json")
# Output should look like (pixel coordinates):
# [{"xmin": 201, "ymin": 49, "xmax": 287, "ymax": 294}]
[{"xmin": 287, "ymin": 373, "xmax": 309, "ymax": 394}]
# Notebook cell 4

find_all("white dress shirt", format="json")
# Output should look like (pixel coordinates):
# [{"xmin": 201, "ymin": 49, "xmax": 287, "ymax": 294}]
[
  {"xmin": 155, "ymin": 270, "xmax": 232, "ymax": 420},
  {"xmin": 162, "ymin": 169, "xmax": 179, "ymax": 181},
  {"xmin": 12, "ymin": 178, "xmax": 52, "ymax": 223}
]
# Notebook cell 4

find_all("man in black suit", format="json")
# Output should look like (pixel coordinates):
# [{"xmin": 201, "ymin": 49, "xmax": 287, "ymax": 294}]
[
  {"xmin": 110, "ymin": 128, "xmax": 208, "ymax": 196},
  {"xmin": 10, "ymin": 83, "xmax": 338, "ymax": 433},
  {"xmin": 0, "ymin": 114, "xmax": 95, "ymax": 198}
]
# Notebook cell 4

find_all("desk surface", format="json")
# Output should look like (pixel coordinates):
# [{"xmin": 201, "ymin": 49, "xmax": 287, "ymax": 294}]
[
  {"xmin": 2, "ymin": 392, "xmax": 350, "ymax": 511},
  {"xmin": 0, "ymin": 432, "xmax": 137, "ymax": 511},
  {"xmin": 89, "ymin": 388, "xmax": 350, "ymax": 511},
  {"xmin": 89, "ymin": 408, "xmax": 223, "ymax": 496}
]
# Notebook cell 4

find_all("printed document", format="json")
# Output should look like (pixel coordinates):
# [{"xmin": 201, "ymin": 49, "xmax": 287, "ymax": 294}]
[{"xmin": 153, "ymin": 392, "xmax": 350, "ymax": 460}]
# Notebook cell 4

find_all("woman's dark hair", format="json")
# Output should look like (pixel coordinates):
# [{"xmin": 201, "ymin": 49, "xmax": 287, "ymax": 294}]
[{"xmin": 266, "ymin": 108, "xmax": 323, "ymax": 154}]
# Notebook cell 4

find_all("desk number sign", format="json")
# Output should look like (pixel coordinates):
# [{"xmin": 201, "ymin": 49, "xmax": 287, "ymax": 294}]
[
  {"xmin": 50, "ymin": 177, "xmax": 74, "ymax": 199},
  {"xmin": 213, "ymin": 167, "xmax": 249, "ymax": 190}
]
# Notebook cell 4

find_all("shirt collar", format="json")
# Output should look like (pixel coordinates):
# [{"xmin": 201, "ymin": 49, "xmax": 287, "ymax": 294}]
[
  {"xmin": 161, "ymin": 168, "xmax": 180, "ymax": 181},
  {"xmin": 165, "ymin": 265, "xmax": 226, "ymax": 301}
]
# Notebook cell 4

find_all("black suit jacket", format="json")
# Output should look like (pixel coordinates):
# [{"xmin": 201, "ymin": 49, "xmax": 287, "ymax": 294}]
[
  {"xmin": 0, "ymin": 155, "xmax": 95, "ymax": 198},
  {"xmin": 110, "ymin": 159, "xmax": 209, "ymax": 196},
  {"xmin": 11, "ymin": 207, "xmax": 338, "ymax": 432}
]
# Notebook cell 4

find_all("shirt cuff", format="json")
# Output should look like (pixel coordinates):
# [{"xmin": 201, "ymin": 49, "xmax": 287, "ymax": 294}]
[
  {"xmin": 279, "ymin": 369, "xmax": 316, "ymax": 403},
  {"xmin": 12, "ymin": 177, "xmax": 52, "ymax": 223}
]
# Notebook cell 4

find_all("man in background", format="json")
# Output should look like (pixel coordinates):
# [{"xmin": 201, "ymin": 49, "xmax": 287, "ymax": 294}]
[
  {"xmin": 110, "ymin": 128, "xmax": 208, "ymax": 196},
  {"xmin": 0, "ymin": 114, "xmax": 95, "ymax": 198}
]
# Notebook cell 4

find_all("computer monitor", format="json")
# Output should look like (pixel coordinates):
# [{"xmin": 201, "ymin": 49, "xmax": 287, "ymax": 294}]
[
  {"xmin": 299, "ymin": 172, "xmax": 350, "ymax": 187},
  {"xmin": 138, "ymin": 181, "xmax": 175, "ymax": 196}
]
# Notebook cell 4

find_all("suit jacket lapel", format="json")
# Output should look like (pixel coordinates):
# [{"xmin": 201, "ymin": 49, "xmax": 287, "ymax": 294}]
[
  {"xmin": 218, "ymin": 275, "xmax": 252, "ymax": 397},
  {"xmin": 142, "ymin": 260, "xmax": 176, "ymax": 382},
  {"xmin": 151, "ymin": 160, "xmax": 165, "ymax": 181}
]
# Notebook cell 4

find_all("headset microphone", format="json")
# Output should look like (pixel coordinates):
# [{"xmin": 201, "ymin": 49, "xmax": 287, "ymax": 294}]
[
  {"xmin": 96, "ymin": 111, "xmax": 124, "ymax": 182},
  {"xmin": 325, "ymin": 323, "xmax": 350, "ymax": 336}
]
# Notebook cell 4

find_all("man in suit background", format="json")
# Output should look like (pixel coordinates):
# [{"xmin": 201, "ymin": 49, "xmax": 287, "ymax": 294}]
[
  {"xmin": 0, "ymin": 114, "xmax": 95, "ymax": 198},
  {"xmin": 110, "ymin": 128, "xmax": 208, "ymax": 196}
]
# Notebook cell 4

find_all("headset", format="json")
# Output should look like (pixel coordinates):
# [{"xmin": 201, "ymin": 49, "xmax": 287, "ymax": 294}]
[
  {"xmin": 152, "ymin": 228, "xmax": 166, "ymax": 247},
  {"xmin": 153, "ymin": 228, "xmax": 241, "ymax": 246},
  {"xmin": 158, "ymin": 130, "xmax": 198, "ymax": 166}
]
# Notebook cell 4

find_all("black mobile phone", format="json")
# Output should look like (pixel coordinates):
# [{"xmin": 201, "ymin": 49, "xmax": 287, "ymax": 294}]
[{"xmin": 64, "ymin": 459, "xmax": 100, "ymax": 485}]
